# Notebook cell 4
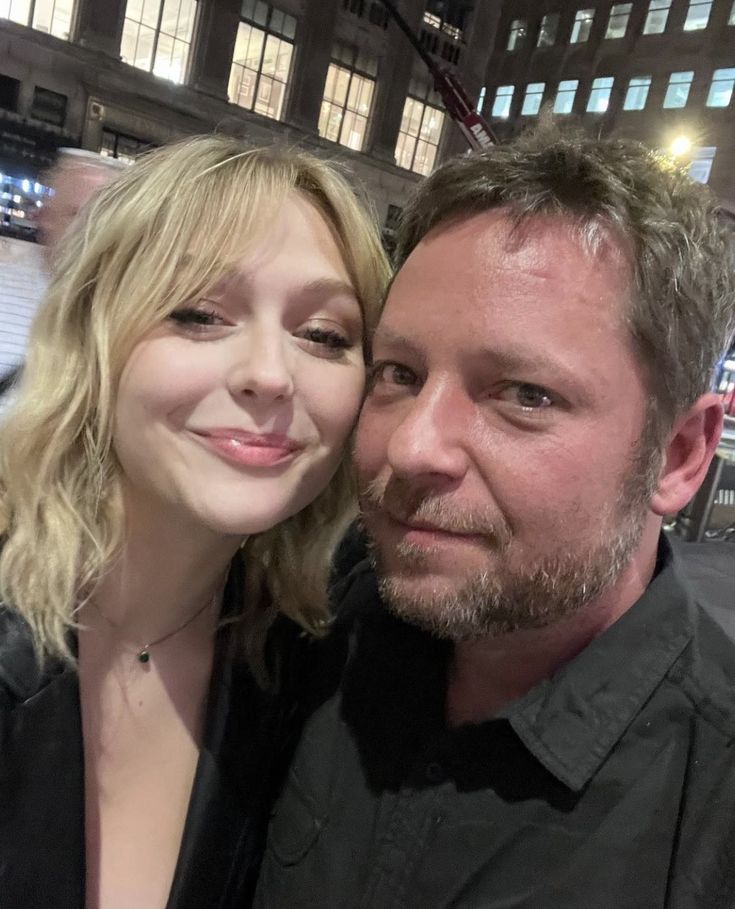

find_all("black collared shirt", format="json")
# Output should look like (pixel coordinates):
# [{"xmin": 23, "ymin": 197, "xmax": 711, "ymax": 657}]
[{"xmin": 255, "ymin": 539, "xmax": 735, "ymax": 909}]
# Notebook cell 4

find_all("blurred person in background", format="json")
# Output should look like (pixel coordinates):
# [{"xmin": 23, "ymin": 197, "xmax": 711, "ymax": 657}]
[
  {"xmin": 0, "ymin": 134, "xmax": 389, "ymax": 909},
  {"xmin": 0, "ymin": 149, "xmax": 124, "ymax": 397}
]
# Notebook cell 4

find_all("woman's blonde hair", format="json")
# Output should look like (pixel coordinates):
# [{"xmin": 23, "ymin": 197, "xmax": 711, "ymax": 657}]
[{"xmin": 0, "ymin": 134, "xmax": 390, "ymax": 665}]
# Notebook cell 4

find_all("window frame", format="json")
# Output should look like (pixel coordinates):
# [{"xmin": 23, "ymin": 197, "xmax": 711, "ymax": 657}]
[
  {"xmin": 520, "ymin": 81, "xmax": 546, "ymax": 116},
  {"xmin": 491, "ymin": 84, "xmax": 514, "ymax": 119},
  {"xmin": 642, "ymin": 0, "xmax": 672, "ymax": 34},
  {"xmin": 587, "ymin": 76, "xmax": 614, "ymax": 112},
  {"xmin": 0, "ymin": 0, "xmax": 75, "ymax": 39},
  {"xmin": 623, "ymin": 75, "xmax": 652, "ymax": 110},
  {"xmin": 570, "ymin": 8, "xmax": 595, "ymax": 43},
  {"xmin": 682, "ymin": 0, "xmax": 713, "ymax": 30},
  {"xmin": 506, "ymin": 18, "xmax": 527, "ymax": 50},
  {"xmin": 706, "ymin": 68, "xmax": 735, "ymax": 108},
  {"xmin": 605, "ymin": 2, "xmax": 632, "ymax": 38},
  {"xmin": 121, "ymin": 0, "xmax": 198, "ymax": 84},
  {"xmin": 554, "ymin": 78, "xmax": 579, "ymax": 114},
  {"xmin": 395, "ymin": 85, "xmax": 445, "ymax": 176},
  {"xmin": 662, "ymin": 70, "xmax": 694, "ymax": 108},
  {"xmin": 228, "ymin": 1, "xmax": 296, "ymax": 121},
  {"xmin": 537, "ymin": 12, "xmax": 560, "ymax": 47},
  {"xmin": 318, "ymin": 46, "xmax": 377, "ymax": 152}
]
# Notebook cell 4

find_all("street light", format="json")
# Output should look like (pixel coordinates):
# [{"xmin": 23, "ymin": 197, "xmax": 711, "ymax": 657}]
[{"xmin": 670, "ymin": 135, "xmax": 692, "ymax": 157}]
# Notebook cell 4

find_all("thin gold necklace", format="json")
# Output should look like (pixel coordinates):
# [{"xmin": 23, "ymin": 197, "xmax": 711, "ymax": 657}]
[{"xmin": 90, "ymin": 593, "xmax": 217, "ymax": 664}]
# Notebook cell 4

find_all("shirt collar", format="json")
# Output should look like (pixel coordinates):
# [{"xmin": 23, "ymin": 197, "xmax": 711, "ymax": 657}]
[{"xmin": 503, "ymin": 535, "xmax": 694, "ymax": 792}]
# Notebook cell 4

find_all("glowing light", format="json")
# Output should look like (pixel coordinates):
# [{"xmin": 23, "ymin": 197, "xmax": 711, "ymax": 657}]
[{"xmin": 670, "ymin": 135, "xmax": 692, "ymax": 157}]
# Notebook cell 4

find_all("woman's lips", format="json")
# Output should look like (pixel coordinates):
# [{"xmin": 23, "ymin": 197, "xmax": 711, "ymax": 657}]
[{"xmin": 194, "ymin": 430, "xmax": 303, "ymax": 468}]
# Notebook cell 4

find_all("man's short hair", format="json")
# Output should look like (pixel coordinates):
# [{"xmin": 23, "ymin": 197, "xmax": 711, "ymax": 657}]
[{"xmin": 396, "ymin": 121, "xmax": 735, "ymax": 441}]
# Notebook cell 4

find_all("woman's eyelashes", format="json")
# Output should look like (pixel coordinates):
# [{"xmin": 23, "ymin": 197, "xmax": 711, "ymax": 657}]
[
  {"xmin": 168, "ymin": 304, "xmax": 355, "ymax": 355},
  {"xmin": 168, "ymin": 305, "xmax": 223, "ymax": 331},
  {"xmin": 298, "ymin": 325, "xmax": 351, "ymax": 352}
]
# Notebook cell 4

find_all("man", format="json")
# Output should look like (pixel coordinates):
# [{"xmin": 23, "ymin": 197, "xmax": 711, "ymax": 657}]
[
  {"xmin": 0, "ymin": 149, "xmax": 124, "ymax": 390},
  {"xmin": 255, "ymin": 124, "xmax": 735, "ymax": 909}
]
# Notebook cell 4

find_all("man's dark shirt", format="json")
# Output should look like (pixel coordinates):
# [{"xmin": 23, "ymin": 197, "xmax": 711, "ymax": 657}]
[{"xmin": 254, "ymin": 538, "xmax": 735, "ymax": 909}]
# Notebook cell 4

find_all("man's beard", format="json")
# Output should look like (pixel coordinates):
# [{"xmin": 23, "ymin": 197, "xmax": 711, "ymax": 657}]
[{"xmin": 360, "ymin": 427, "xmax": 662, "ymax": 643}]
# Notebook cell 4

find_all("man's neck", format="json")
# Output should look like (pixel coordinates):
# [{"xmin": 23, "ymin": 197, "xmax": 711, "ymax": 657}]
[{"xmin": 446, "ymin": 541, "xmax": 659, "ymax": 727}]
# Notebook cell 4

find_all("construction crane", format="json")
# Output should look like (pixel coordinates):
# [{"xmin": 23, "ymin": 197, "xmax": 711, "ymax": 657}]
[{"xmin": 376, "ymin": 0, "xmax": 497, "ymax": 152}]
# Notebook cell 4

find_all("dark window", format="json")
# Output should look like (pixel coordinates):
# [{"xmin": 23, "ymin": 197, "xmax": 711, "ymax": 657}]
[
  {"xmin": 0, "ymin": 75, "xmax": 20, "ymax": 112},
  {"xmin": 342, "ymin": 0, "xmax": 365, "ymax": 15},
  {"xmin": 368, "ymin": 2, "xmax": 388, "ymax": 28},
  {"xmin": 30, "ymin": 86, "xmax": 67, "ymax": 126}
]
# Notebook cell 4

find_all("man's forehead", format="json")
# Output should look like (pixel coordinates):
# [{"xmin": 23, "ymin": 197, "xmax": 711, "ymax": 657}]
[{"xmin": 405, "ymin": 207, "xmax": 630, "ymax": 272}]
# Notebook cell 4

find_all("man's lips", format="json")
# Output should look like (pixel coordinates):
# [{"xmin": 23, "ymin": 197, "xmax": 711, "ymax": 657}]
[
  {"xmin": 193, "ymin": 429, "xmax": 304, "ymax": 467},
  {"xmin": 376, "ymin": 510, "xmax": 489, "ymax": 544}
]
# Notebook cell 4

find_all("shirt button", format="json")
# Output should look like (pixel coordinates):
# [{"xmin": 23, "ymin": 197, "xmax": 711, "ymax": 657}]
[{"xmin": 425, "ymin": 761, "xmax": 445, "ymax": 784}]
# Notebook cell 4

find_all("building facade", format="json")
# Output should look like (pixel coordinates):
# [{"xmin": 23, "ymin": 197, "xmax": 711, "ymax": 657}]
[
  {"xmin": 482, "ymin": 0, "xmax": 735, "ymax": 213},
  {"xmin": 0, "ymin": 0, "xmax": 497, "ymax": 240}
]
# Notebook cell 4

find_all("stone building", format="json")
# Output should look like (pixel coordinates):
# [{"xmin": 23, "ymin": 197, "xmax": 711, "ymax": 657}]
[
  {"xmin": 482, "ymin": 0, "xmax": 735, "ymax": 213},
  {"xmin": 0, "ymin": 0, "xmax": 497, "ymax": 239}
]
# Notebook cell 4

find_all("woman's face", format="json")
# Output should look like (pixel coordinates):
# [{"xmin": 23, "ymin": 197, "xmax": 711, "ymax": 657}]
[{"xmin": 113, "ymin": 193, "xmax": 365, "ymax": 538}]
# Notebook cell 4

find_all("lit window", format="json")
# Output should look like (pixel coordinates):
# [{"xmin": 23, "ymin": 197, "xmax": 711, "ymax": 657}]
[
  {"xmin": 663, "ymin": 71, "xmax": 694, "ymax": 108},
  {"xmin": 0, "ymin": 0, "xmax": 75, "ymax": 39},
  {"xmin": 537, "ymin": 12, "xmax": 559, "ymax": 47},
  {"xmin": 730, "ymin": 0, "xmax": 735, "ymax": 24},
  {"xmin": 228, "ymin": 1, "xmax": 296, "ymax": 121},
  {"xmin": 318, "ymin": 45, "xmax": 377, "ymax": 152},
  {"xmin": 605, "ymin": 3, "xmax": 632, "ymax": 38},
  {"xmin": 642, "ymin": 0, "xmax": 671, "ymax": 34},
  {"xmin": 554, "ymin": 79, "xmax": 579, "ymax": 113},
  {"xmin": 477, "ymin": 85, "xmax": 487, "ymax": 113},
  {"xmin": 587, "ymin": 76, "xmax": 614, "ymax": 112},
  {"xmin": 491, "ymin": 84, "xmax": 514, "ymax": 119},
  {"xmin": 623, "ymin": 76, "xmax": 651, "ymax": 110},
  {"xmin": 121, "ymin": 0, "xmax": 197, "ymax": 84},
  {"xmin": 683, "ymin": 0, "xmax": 712, "ymax": 30},
  {"xmin": 688, "ymin": 146, "xmax": 716, "ymax": 183},
  {"xmin": 507, "ymin": 18, "xmax": 527, "ymax": 50},
  {"xmin": 570, "ymin": 8, "xmax": 595, "ymax": 43},
  {"xmin": 423, "ymin": 1, "xmax": 466, "ymax": 40},
  {"xmin": 521, "ymin": 82, "xmax": 545, "ymax": 116},
  {"xmin": 706, "ymin": 68, "xmax": 735, "ymax": 107},
  {"xmin": 395, "ymin": 82, "xmax": 445, "ymax": 176}
]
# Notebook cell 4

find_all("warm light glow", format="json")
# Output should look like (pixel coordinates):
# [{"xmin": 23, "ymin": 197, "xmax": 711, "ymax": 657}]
[{"xmin": 670, "ymin": 135, "xmax": 692, "ymax": 157}]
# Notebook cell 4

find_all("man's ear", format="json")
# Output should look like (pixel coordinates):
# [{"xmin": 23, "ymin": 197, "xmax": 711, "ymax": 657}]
[{"xmin": 650, "ymin": 393, "xmax": 724, "ymax": 517}]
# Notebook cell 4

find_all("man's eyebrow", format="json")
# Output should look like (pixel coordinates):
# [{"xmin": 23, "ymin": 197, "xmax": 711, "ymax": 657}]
[{"xmin": 372, "ymin": 326, "xmax": 426, "ymax": 361}]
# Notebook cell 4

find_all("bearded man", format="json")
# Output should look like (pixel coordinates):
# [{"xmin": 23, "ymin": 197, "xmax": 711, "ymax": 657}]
[{"xmin": 254, "ymin": 124, "xmax": 735, "ymax": 909}]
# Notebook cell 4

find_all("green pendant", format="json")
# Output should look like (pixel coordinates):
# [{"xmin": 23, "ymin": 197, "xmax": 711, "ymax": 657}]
[{"xmin": 137, "ymin": 649, "xmax": 151, "ymax": 664}]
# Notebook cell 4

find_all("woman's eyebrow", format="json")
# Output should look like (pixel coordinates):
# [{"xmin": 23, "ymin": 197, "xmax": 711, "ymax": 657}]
[{"xmin": 299, "ymin": 278, "xmax": 358, "ymax": 300}]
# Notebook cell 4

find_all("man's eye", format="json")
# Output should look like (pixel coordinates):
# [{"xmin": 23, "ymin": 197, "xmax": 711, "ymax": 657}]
[
  {"xmin": 511, "ymin": 383, "xmax": 554, "ymax": 410},
  {"xmin": 368, "ymin": 361, "xmax": 419, "ymax": 389}
]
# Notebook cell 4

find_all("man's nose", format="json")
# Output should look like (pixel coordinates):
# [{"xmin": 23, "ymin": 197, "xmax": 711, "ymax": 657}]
[{"xmin": 386, "ymin": 382, "xmax": 470, "ymax": 483}]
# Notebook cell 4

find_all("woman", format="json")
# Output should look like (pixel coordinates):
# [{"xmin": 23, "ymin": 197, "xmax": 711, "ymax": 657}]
[{"xmin": 0, "ymin": 135, "xmax": 389, "ymax": 909}]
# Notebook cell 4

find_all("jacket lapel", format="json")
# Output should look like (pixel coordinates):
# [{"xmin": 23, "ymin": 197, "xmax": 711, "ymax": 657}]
[{"xmin": 0, "ymin": 667, "xmax": 85, "ymax": 908}]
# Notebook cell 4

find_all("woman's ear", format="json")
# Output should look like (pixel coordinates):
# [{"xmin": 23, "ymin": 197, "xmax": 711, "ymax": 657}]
[{"xmin": 650, "ymin": 393, "xmax": 724, "ymax": 517}]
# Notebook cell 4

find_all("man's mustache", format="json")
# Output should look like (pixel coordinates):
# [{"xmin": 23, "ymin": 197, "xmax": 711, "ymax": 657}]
[{"xmin": 359, "ymin": 475, "xmax": 511, "ymax": 547}]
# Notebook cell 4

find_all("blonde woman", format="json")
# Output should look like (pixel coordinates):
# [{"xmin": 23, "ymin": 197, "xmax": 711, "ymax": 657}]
[{"xmin": 0, "ymin": 136, "xmax": 389, "ymax": 909}]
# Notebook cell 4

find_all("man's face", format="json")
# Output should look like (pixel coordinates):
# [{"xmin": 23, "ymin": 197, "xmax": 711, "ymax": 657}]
[{"xmin": 356, "ymin": 210, "xmax": 661, "ymax": 641}]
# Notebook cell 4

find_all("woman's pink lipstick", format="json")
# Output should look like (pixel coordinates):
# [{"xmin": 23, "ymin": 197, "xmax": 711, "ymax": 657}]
[{"xmin": 194, "ymin": 430, "xmax": 303, "ymax": 468}]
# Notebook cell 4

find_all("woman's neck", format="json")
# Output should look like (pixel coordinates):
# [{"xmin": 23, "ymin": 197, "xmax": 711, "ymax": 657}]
[{"xmin": 90, "ymin": 484, "xmax": 242, "ymax": 644}]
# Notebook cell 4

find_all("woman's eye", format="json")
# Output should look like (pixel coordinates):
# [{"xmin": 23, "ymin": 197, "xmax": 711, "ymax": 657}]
[
  {"xmin": 299, "ymin": 326, "xmax": 351, "ymax": 351},
  {"xmin": 168, "ymin": 306, "xmax": 223, "ymax": 330},
  {"xmin": 368, "ymin": 361, "xmax": 419, "ymax": 390}
]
